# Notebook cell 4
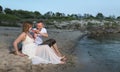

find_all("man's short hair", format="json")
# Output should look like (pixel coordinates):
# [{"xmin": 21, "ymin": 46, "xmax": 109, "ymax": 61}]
[
  {"xmin": 37, "ymin": 20, "xmax": 43, "ymax": 23},
  {"xmin": 37, "ymin": 20, "xmax": 46, "ymax": 27}
]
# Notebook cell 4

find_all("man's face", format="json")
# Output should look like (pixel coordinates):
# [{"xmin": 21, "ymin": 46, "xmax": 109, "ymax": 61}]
[{"xmin": 37, "ymin": 23, "xmax": 43, "ymax": 29}]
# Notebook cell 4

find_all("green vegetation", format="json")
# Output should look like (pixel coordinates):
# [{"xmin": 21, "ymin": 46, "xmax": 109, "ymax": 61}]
[{"xmin": 0, "ymin": 5, "xmax": 120, "ymax": 27}]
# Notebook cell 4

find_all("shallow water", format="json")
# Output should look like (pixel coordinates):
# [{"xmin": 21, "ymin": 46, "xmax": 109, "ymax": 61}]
[{"xmin": 75, "ymin": 33, "xmax": 120, "ymax": 72}]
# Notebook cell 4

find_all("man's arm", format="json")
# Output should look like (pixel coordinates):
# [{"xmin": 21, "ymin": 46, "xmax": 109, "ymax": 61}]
[
  {"xmin": 38, "ymin": 32, "xmax": 48, "ymax": 37},
  {"xmin": 35, "ymin": 28, "xmax": 48, "ymax": 37}
]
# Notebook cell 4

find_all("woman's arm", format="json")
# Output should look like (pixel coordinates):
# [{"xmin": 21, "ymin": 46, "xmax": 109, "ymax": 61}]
[
  {"xmin": 33, "ymin": 33, "xmax": 37, "ymax": 39},
  {"xmin": 13, "ymin": 32, "xmax": 26, "ymax": 56}
]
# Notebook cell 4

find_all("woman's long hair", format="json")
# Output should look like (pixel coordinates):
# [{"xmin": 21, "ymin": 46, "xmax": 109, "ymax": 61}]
[{"xmin": 22, "ymin": 21, "xmax": 33, "ymax": 33}]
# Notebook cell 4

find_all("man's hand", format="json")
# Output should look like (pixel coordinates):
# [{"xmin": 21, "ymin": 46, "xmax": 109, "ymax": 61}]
[{"xmin": 34, "ymin": 30, "xmax": 39, "ymax": 34}]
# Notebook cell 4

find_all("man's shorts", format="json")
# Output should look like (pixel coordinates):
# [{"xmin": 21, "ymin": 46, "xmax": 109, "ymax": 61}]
[{"xmin": 41, "ymin": 39, "xmax": 56, "ymax": 47}]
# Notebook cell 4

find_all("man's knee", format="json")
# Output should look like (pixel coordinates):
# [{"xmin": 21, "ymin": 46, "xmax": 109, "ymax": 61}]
[
  {"xmin": 43, "ymin": 38, "xmax": 56, "ymax": 47},
  {"xmin": 49, "ymin": 38, "xmax": 56, "ymax": 44}
]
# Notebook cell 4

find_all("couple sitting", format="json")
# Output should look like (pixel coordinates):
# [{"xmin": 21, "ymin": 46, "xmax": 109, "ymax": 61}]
[{"xmin": 13, "ymin": 21, "xmax": 66, "ymax": 64}]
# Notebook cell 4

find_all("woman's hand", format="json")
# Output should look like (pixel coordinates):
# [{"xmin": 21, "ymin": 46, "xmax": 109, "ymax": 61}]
[{"xmin": 16, "ymin": 51, "xmax": 25, "ymax": 57}]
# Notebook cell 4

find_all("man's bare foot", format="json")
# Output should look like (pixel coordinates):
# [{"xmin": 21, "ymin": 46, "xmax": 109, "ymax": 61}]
[{"xmin": 60, "ymin": 56, "xmax": 67, "ymax": 62}]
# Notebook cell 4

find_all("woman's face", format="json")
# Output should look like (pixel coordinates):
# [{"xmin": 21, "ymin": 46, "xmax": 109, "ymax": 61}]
[{"xmin": 29, "ymin": 26, "xmax": 32, "ymax": 32}]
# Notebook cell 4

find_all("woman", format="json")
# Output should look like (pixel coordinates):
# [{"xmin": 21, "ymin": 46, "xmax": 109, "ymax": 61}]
[{"xmin": 13, "ymin": 21, "xmax": 65, "ymax": 64}]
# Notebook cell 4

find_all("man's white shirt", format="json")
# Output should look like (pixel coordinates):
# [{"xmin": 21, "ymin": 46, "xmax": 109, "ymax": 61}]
[{"xmin": 34, "ymin": 28, "xmax": 47, "ymax": 45}]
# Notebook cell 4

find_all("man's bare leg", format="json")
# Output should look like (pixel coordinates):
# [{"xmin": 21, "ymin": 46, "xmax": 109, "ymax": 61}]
[
  {"xmin": 51, "ymin": 43, "xmax": 63, "ymax": 57},
  {"xmin": 51, "ymin": 43, "xmax": 67, "ymax": 62}
]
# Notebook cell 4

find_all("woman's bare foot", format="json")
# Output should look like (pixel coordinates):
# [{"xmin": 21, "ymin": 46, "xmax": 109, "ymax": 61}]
[
  {"xmin": 59, "ymin": 61, "xmax": 66, "ymax": 64},
  {"xmin": 15, "ymin": 51, "xmax": 25, "ymax": 57}
]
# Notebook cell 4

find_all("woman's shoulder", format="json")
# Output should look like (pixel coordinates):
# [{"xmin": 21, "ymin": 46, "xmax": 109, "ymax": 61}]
[
  {"xmin": 21, "ymin": 32, "xmax": 27, "ymax": 35},
  {"xmin": 19, "ymin": 32, "xmax": 27, "ymax": 41},
  {"xmin": 19, "ymin": 32, "xmax": 27, "ymax": 37}
]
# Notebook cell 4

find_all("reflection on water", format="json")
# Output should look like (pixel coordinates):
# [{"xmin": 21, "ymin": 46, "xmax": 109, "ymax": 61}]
[
  {"xmin": 81, "ymin": 33, "xmax": 120, "ymax": 44},
  {"xmin": 75, "ymin": 33, "xmax": 120, "ymax": 72}
]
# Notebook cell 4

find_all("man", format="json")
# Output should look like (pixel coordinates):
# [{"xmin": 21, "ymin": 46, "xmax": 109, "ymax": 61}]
[
  {"xmin": 34, "ymin": 21, "xmax": 48, "ymax": 45},
  {"xmin": 33, "ymin": 21, "xmax": 65, "ymax": 59}
]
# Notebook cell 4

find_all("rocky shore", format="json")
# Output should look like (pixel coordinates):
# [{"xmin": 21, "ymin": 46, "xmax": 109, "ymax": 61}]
[{"xmin": 0, "ymin": 26, "xmax": 83, "ymax": 72}]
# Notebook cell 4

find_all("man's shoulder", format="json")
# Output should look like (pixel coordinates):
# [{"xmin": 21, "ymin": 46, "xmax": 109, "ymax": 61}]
[
  {"xmin": 41, "ymin": 28, "xmax": 47, "ymax": 33},
  {"xmin": 42, "ymin": 28, "xmax": 47, "ymax": 31},
  {"xmin": 42, "ymin": 27, "xmax": 47, "ymax": 30}
]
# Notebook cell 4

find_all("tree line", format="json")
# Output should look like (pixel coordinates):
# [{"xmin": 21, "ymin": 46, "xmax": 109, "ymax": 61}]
[{"xmin": 0, "ymin": 5, "xmax": 120, "ymax": 26}]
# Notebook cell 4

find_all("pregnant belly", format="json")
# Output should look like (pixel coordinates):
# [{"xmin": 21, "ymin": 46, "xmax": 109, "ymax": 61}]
[{"xmin": 22, "ymin": 43, "xmax": 37, "ymax": 58}]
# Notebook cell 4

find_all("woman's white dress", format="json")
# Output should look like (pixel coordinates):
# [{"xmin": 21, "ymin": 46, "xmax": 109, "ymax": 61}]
[{"xmin": 22, "ymin": 35, "xmax": 61, "ymax": 64}]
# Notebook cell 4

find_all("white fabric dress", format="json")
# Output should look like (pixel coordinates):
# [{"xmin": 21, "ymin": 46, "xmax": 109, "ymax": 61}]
[{"xmin": 22, "ymin": 35, "xmax": 61, "ymax": 64}]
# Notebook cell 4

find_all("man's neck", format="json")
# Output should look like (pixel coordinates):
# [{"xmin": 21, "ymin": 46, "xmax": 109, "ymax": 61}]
[{"xmin": 37, "ymin": 28, "xmax": 42, "ymax": 31}]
